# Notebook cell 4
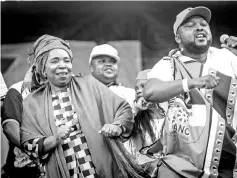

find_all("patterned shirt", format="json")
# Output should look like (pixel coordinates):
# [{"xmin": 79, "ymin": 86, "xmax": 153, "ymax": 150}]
[
  {"xmin": 124, "ymin": 107, "xmax": 165, "ymax": 165},
  {"xmin": 0, "ymin": 71, "xmax": 7, "ymax": 99},
  {"xmin": 108, "ymin": 83, "xmax": 136, "ymax": 113},
  {"xmin": 2, "ymin": 82, "xmax": 42, "ymax": 177},
  {"xmin": 24, "ymin": 87, "xmax": 97, "ymax": 178}
]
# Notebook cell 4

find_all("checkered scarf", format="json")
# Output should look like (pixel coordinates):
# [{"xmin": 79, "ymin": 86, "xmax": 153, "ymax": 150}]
[{"xmin": 21, "ymin": 75, "xmax": 136, "ymax": 178}]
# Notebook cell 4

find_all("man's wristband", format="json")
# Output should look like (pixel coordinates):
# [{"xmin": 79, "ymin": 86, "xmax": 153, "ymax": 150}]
[
  {"xmin": 119, "ymin": 124, "xmax": 125, "ymax": 135},
  {"xmin": 182, "ymin": 78, "xmax": 190, "ymax": 92},
  {"xmin": 114, "ymin": 124, "xmax": 125, "ymax": 135}
]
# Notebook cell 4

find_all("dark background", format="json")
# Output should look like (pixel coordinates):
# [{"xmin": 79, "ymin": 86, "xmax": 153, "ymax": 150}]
[{"xmin": 2, "ymin": 1, "xmax": 237, "ymax": 68}]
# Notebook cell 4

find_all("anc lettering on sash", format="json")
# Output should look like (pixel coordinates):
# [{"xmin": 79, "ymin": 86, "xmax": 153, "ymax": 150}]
[{"xmin": 163, "ymin": 55, "xmax": 211, "ymax": 176}]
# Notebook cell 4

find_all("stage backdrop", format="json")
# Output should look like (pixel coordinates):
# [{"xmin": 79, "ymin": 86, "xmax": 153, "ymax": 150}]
[{"xmin": 1, "ymin": 40, "xmax": 142, "ymax": 88}]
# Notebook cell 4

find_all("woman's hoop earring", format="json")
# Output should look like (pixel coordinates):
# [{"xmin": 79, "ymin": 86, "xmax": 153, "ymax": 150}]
[{"xmin": 43, "ymin": 72, "xmax": 47, "ymax": 79}]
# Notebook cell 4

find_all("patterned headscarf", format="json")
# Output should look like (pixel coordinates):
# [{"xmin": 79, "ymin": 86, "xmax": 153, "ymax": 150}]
[
  {"xmin": 22, "ymin": 34, "xmax": 73, "ymax": 95},
  {"xmin": 28, "ymin": 34, "xmax": 73, "ymax": 83}
]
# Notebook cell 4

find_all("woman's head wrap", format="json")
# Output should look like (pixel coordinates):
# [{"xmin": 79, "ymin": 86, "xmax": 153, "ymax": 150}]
[
  {"xmin": 22, "ymin": 34, "xmax": 73, "ymax": 94},
  {"xmin": 136, "ymin": 69, "xmax": 151, "ymax": 81},
  {"xmin": 27, "ymin": 34, "xmax": 73, "ymax": 83}
]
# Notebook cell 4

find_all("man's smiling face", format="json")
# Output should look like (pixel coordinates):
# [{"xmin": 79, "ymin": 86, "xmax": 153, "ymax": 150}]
[{"xmin": 90, "ymin": 55, "xmax": 118, "ymax": 85}]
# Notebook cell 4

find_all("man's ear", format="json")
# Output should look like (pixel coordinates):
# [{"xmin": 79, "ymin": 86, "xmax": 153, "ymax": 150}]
[
  {"xmin": 89, "ymin": 65, "xmax": 94, "ymax": 73},
  {"xmin": 175, "ymin": 33, "xmax": 181, "ymax": 44}
]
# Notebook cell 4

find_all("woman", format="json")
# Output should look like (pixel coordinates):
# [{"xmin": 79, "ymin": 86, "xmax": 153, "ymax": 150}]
[
  {"xmin": 127, "ymin": 70, "xmax": 165, "ymax": 162},
  {"xmin": 20, "ymin": 35, "xmax": 134, "ymax": 178},
  {"xmin": 123, "ymin": 70, "xmax": 165, "ymax": 178}
]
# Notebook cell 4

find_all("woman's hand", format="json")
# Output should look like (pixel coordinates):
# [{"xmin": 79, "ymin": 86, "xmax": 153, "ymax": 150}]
[
  {"xmin": 99, "ymin": 124, "xmax": 123, "ymax": 138},
  {"xmin": 43, "ymin": 125, "xmax": 74, "ymax": 154},
  {"xmin": 134, "ymin": 97, "xmax": 153, "ymax": 111},
  {"xmin": 56, "ymin": 125, "xmax": 74, "ymax": 143}
]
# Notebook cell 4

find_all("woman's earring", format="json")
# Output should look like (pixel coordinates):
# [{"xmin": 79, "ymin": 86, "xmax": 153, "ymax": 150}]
[
  {"xmin": 180, "ymin": 48, "xmax": 184, "ymax": 52},
  {"xmin": 43, "ymin": 72, "xmax": 47, "ymax": 79}
]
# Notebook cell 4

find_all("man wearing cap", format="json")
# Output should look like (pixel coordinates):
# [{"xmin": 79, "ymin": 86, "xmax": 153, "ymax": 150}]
[
  {"xmin": 89, "ymin": 44, "xmax": 135, "ymax": 111},
  {"xmin": 143, "ymin": 6, "xmax": 237, "ymax": 178}
]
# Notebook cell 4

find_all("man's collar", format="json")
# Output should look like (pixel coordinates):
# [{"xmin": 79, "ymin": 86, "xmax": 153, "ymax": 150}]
[
  {"xmin": 180, "ymin": 55, "xmax": 198, "ymax": 63},
  {"xmin": 170, "ymin": 48, "xmax": 210, "ymax": 63},
  {"xmin": 106, "ymin": 81, "xmax": 120, "ymax": 88}
]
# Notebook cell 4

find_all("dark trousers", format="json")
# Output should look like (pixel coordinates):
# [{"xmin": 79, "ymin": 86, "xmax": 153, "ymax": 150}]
[{"xmin": 2, "ymin": 164, "xmax": 39, "ymax": 178}]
